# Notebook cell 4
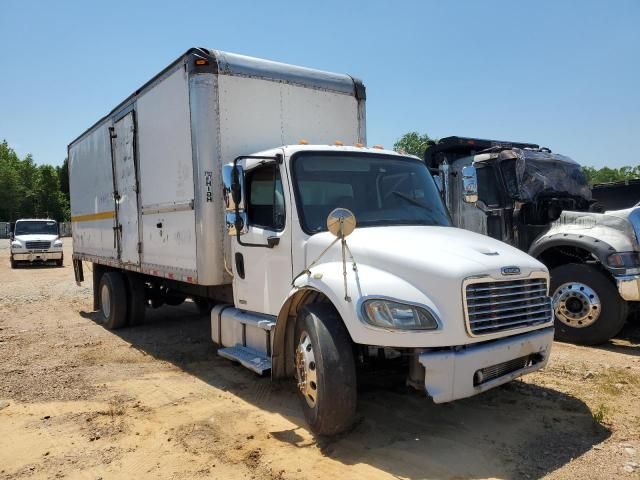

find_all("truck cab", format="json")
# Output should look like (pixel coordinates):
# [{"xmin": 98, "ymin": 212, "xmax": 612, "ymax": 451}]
[
  {"xmin": 427, "ymin": 136, "xmax": 640, "ymax": 345},
  {"xmin": 9, "ymin": 219, "xmax": 64, "ymax": 268},
  {"xmin": 217, "ymin": 143, "xmax": 555, "ymax": 434}
]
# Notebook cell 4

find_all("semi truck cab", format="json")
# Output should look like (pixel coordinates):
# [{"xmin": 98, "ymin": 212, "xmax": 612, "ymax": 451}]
[
  {"xmin": 10, "ymin": 219, "xmax": 64, "ymax": 268},
  {"xmin": 427, "ymin": 136, "xmax": 640, "ymax": 346}
]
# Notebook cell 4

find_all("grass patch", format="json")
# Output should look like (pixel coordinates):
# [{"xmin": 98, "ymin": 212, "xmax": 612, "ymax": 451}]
[
  {"xmin": 596, "ymin": 367, "xmax": 640, "ymax": 396},
  {"xmin": 592, "ymin": 403, "xmax": 610, "ymax": 424}
]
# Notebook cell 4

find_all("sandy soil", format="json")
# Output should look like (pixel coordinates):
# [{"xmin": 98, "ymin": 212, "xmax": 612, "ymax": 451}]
[{"xmin": 0, "ymin": 241, "xmax": 638, "ymax": 480}]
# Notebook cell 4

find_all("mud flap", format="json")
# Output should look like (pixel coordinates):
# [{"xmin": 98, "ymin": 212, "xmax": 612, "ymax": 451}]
[{"xmin": 73, "ymin": 258, "xmax": 84, "ymax": 284}]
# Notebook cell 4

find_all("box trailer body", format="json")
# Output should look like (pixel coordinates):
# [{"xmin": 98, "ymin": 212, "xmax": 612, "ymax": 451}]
[
  {"xmin": 70, "ymin": 50, "xmax": 555, "ymax": 436},
  {"xmin": 69, "ymin": 48, "xmax": 365, "ymax": 289}
]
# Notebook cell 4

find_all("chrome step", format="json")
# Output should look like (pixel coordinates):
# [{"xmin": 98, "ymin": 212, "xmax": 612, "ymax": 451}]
[{"xmin": 218, "ymin": 345, "xmax": 272, "ymax": 375}]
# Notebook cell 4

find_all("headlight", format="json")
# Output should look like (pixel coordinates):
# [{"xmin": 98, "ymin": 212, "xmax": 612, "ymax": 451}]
[
  {"xmin": 11, "ymin": 240, "xmax": 22, "ymax": 249},
  {"xmin": 361, "ymin": 299, "xmax": 439, "ymax": 330},
  {"xmin": 607, "ymin": 252, "xmax": 640, "ymax": 269},
  {"xmin": 53, "ymin": 240, "xmax": 63, "ymax": 247}
]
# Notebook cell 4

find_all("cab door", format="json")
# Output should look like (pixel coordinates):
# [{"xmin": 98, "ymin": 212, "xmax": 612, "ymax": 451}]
[
  {"xmin": 111, "ymin": 111, "xmax": 140, "ymax": 265},
  {"xmin": 231, "ymin": 161, "xmax": 293, "ymax": 315}
]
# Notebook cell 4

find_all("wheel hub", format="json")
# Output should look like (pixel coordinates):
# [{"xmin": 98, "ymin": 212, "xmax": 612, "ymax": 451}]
[
  {"xmin": 101, "ymin": 283, "xmax": 111, "ymax": 319},
  {"xmin": 295, "ymin": 331, "xmax": 318, "ymax": 408},
  {"xmin": 552, "ymin": 282, "xmax": 600, "ymax": 328}
]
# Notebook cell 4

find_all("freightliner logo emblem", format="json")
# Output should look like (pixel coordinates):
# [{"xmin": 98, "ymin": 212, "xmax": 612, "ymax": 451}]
[{"xmin": 501, "ymin": 266, "xmax": 521, "ymax": 275}]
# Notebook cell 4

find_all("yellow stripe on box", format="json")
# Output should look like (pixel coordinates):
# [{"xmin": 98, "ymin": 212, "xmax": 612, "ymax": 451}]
[{"xmin": 71, "ymin": 211, "xmax": 115, "ymax": 222}]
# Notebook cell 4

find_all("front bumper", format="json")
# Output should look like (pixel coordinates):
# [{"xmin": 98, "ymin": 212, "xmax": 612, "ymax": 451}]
[
  {"xmin": 419, "ymin": 327, "xmax": 554, "ymax": 403},
  {"xmin": 615, "ymin": 274, "xmax": 640, "ymax": 301},
  {"xmin": 12, "ymin": 251, "xmax": 63, "ymax": 262}
]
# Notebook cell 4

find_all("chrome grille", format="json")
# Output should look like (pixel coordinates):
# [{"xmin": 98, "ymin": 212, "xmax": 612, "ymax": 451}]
[
  {"xmin": 25, "ymin": 241, "xmax": 51, "ymax": 250},
  {"xmin": 465, "ymin": 278, "xmax": 552, "ymax": 335}
]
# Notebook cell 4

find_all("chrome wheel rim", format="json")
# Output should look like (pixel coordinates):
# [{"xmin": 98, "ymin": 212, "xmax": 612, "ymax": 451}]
[
  {"xmin": 101, "ymin": 283, "xmax": 111, "ymax": 319},
  {"xmin": 553, "ymin": 282, "xmax": 600, "ymax": 328},
  {"xmin": 295, "ymin": 331, "xmax": 318, "ymax": 408}
]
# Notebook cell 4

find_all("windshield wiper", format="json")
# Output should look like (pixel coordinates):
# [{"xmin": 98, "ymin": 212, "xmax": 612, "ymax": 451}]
[{"xmin": 390, "ymin": 191, "xmax": 435, "ymax": 213}]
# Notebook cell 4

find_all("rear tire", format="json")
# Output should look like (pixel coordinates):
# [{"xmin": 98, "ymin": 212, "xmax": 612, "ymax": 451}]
[
  {"xmin": 99, "ymin": 272, "xmax": 128, "ymax": 330},
  {"xmin": 126, "ymin": 273, "xmax": 146, "ymax": 326},
  {"xmin": 294, "ymin": 304, "xmax": 357, "ymax": 436},
  {"xmin": 551, "ymin": 263, "xmax": 627, "ymax": 345}
]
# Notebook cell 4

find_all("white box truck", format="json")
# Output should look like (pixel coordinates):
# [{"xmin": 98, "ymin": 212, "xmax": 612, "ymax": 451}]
[
  {"xmin": 9, "ymin": 218, "xmax": 64, "ymax": 268},
  {"xmin": 69, "ymin": 48, "xmax": 554, "ymax": 435}
]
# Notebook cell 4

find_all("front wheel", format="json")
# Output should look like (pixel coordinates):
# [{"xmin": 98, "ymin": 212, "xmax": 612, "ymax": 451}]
[
  {"xmin": 10, "ymin": 256, "xmax": 16, "ymax": 269},
  {"xmin": 551, "ymin": 263, "xmax": 627, "ymax": 345},
  {"xmin": 294, "ymin": 304, "xmax": 357, "ymax": 436}
]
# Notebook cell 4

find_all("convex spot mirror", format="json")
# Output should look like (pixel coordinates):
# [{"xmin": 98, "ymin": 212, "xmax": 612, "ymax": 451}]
[
  {"xmin": 327, "ymin": 208, "xmax": 356, "ymax": 238},
  {"xmin": 461, "ymin": 165, "xmax": 478, "ymax": 204},
  {"xmin": 222, "ymin": 163, "xmax": 247, "ymax": 236}
]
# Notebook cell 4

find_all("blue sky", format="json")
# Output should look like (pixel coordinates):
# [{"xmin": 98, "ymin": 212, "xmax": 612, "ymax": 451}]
[{"xmin": 1, "ymin": 0, "xmax": 638, "ymax": 168}]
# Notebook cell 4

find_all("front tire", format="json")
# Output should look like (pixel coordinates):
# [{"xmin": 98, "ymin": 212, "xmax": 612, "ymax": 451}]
[
  {"xmin": 10, "ymin": 256, "xmax": 16, "ymax": 269},
  {"xmin": 551, "ymin": 263, "xmax": 627, "ymax": 345},
  {"xmin": 294, "ymin": 304, "xmax": 357, "ymax": 436},
  {"xmin": 99, "ymin": 272, "xmax": 128, "ymax": 330}
]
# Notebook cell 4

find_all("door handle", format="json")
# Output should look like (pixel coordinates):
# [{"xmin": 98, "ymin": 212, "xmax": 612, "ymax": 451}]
[
  {"xmin": 235, "ymin": 253, "xmax": 245, "ymax": 279},
  {"xmin": 267, "ymin": 236, "xmax": 280, "ymax": 248}
]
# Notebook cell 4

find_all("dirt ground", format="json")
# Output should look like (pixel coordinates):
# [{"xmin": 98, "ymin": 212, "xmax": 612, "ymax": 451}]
[{"xmin": 0, "ymin": 241, "xmax": 638, "ymax": 480}]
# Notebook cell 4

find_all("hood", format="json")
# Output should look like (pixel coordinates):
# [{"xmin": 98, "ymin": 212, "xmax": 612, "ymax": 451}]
[
  {"xmin": 546, "ymin": 208, "xmax": 639, "ymax": 252},
  {"xmin": 305, "ymin": 226, "xmax": 546, "ymax": 283},
  {"xmin": 14, "ymin": 234, "xmax": 59, "ymax": 243}
]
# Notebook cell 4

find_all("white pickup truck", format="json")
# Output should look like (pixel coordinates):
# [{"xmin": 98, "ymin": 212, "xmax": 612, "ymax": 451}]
[
  {"xmin": 10, "ymin": 219, "xmax": 64, "ymax": 268},
  {"xmin": 69, "ymin": 48, "xmax": 554, "ymax": 435}
]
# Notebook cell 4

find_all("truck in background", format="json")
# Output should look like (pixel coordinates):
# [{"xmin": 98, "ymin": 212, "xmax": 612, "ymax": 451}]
[
  {"xmin": 592, "ymin": 179, "xmax": 640, "ymax": 211},
  {"xmin": 427, "ymin": 136, "xmax": 640, "ymax": 345},
  {"xmin": 69, "ymin": 49, "xmax": 554, "ymax": 435},
  {"xmin": 9, "ymin": 218, "xmax": 64, "ymax": 268}
]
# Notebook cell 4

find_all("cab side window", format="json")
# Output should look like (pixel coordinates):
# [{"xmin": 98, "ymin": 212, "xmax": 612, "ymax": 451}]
[{"xmin": 246, "ymin": 164, "xmax": 285, "ymax": 231}]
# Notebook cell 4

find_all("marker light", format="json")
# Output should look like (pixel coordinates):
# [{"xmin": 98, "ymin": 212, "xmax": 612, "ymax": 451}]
[
  {"xmin": 195, "ymin": 59, "xmax": 208, "ymax": 66},
  {"xmin": 334, "ymin": 140, "xmax": 344, "ymax": 146},
  {"xmin": 373, "ymin": 144, "xmax": 384, "ymax": 149},
  {"xmin": 299, "ymin": 139, "xmax": 308, "ymax": 145},
  {"xmin": 355, "ymin": 143, "xmax": 364, "ymax": 147}
]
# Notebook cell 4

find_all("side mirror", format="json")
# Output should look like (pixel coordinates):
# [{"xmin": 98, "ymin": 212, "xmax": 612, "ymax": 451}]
[
  {"xmin": 461, "ymin": 165, "xmax": 478, "ymax": 204},
  {"xmin": 222, "ymin": 164, "xmax": 245, "ymax": 212},
  {"xmin": 222, "ymin": 163, "xmax": 247, "ymax": 236}
]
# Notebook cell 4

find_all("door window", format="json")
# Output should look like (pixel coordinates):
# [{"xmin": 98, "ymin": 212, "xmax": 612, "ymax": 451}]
[{"xmin": 246, "ymin": 164, "xmax": 285, "ymax": 231}]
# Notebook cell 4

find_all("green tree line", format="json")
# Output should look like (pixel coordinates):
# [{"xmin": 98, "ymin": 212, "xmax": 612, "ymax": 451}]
[
  {"xmin": 394, "ymin": 132, "xmax": 640, "ymax": 185},
  {"xmin": 0, "ymin": 140, "xmax": 69, "ymax": 222}
]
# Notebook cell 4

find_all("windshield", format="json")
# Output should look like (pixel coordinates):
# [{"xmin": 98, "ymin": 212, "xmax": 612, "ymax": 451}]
[
  {"xmin": 292, "ymin": 153, "xmax": 451, "ymax": 234},
  {"xmin": 14, "ymin": 221, "xmax": 58, "ymax": 236}
]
